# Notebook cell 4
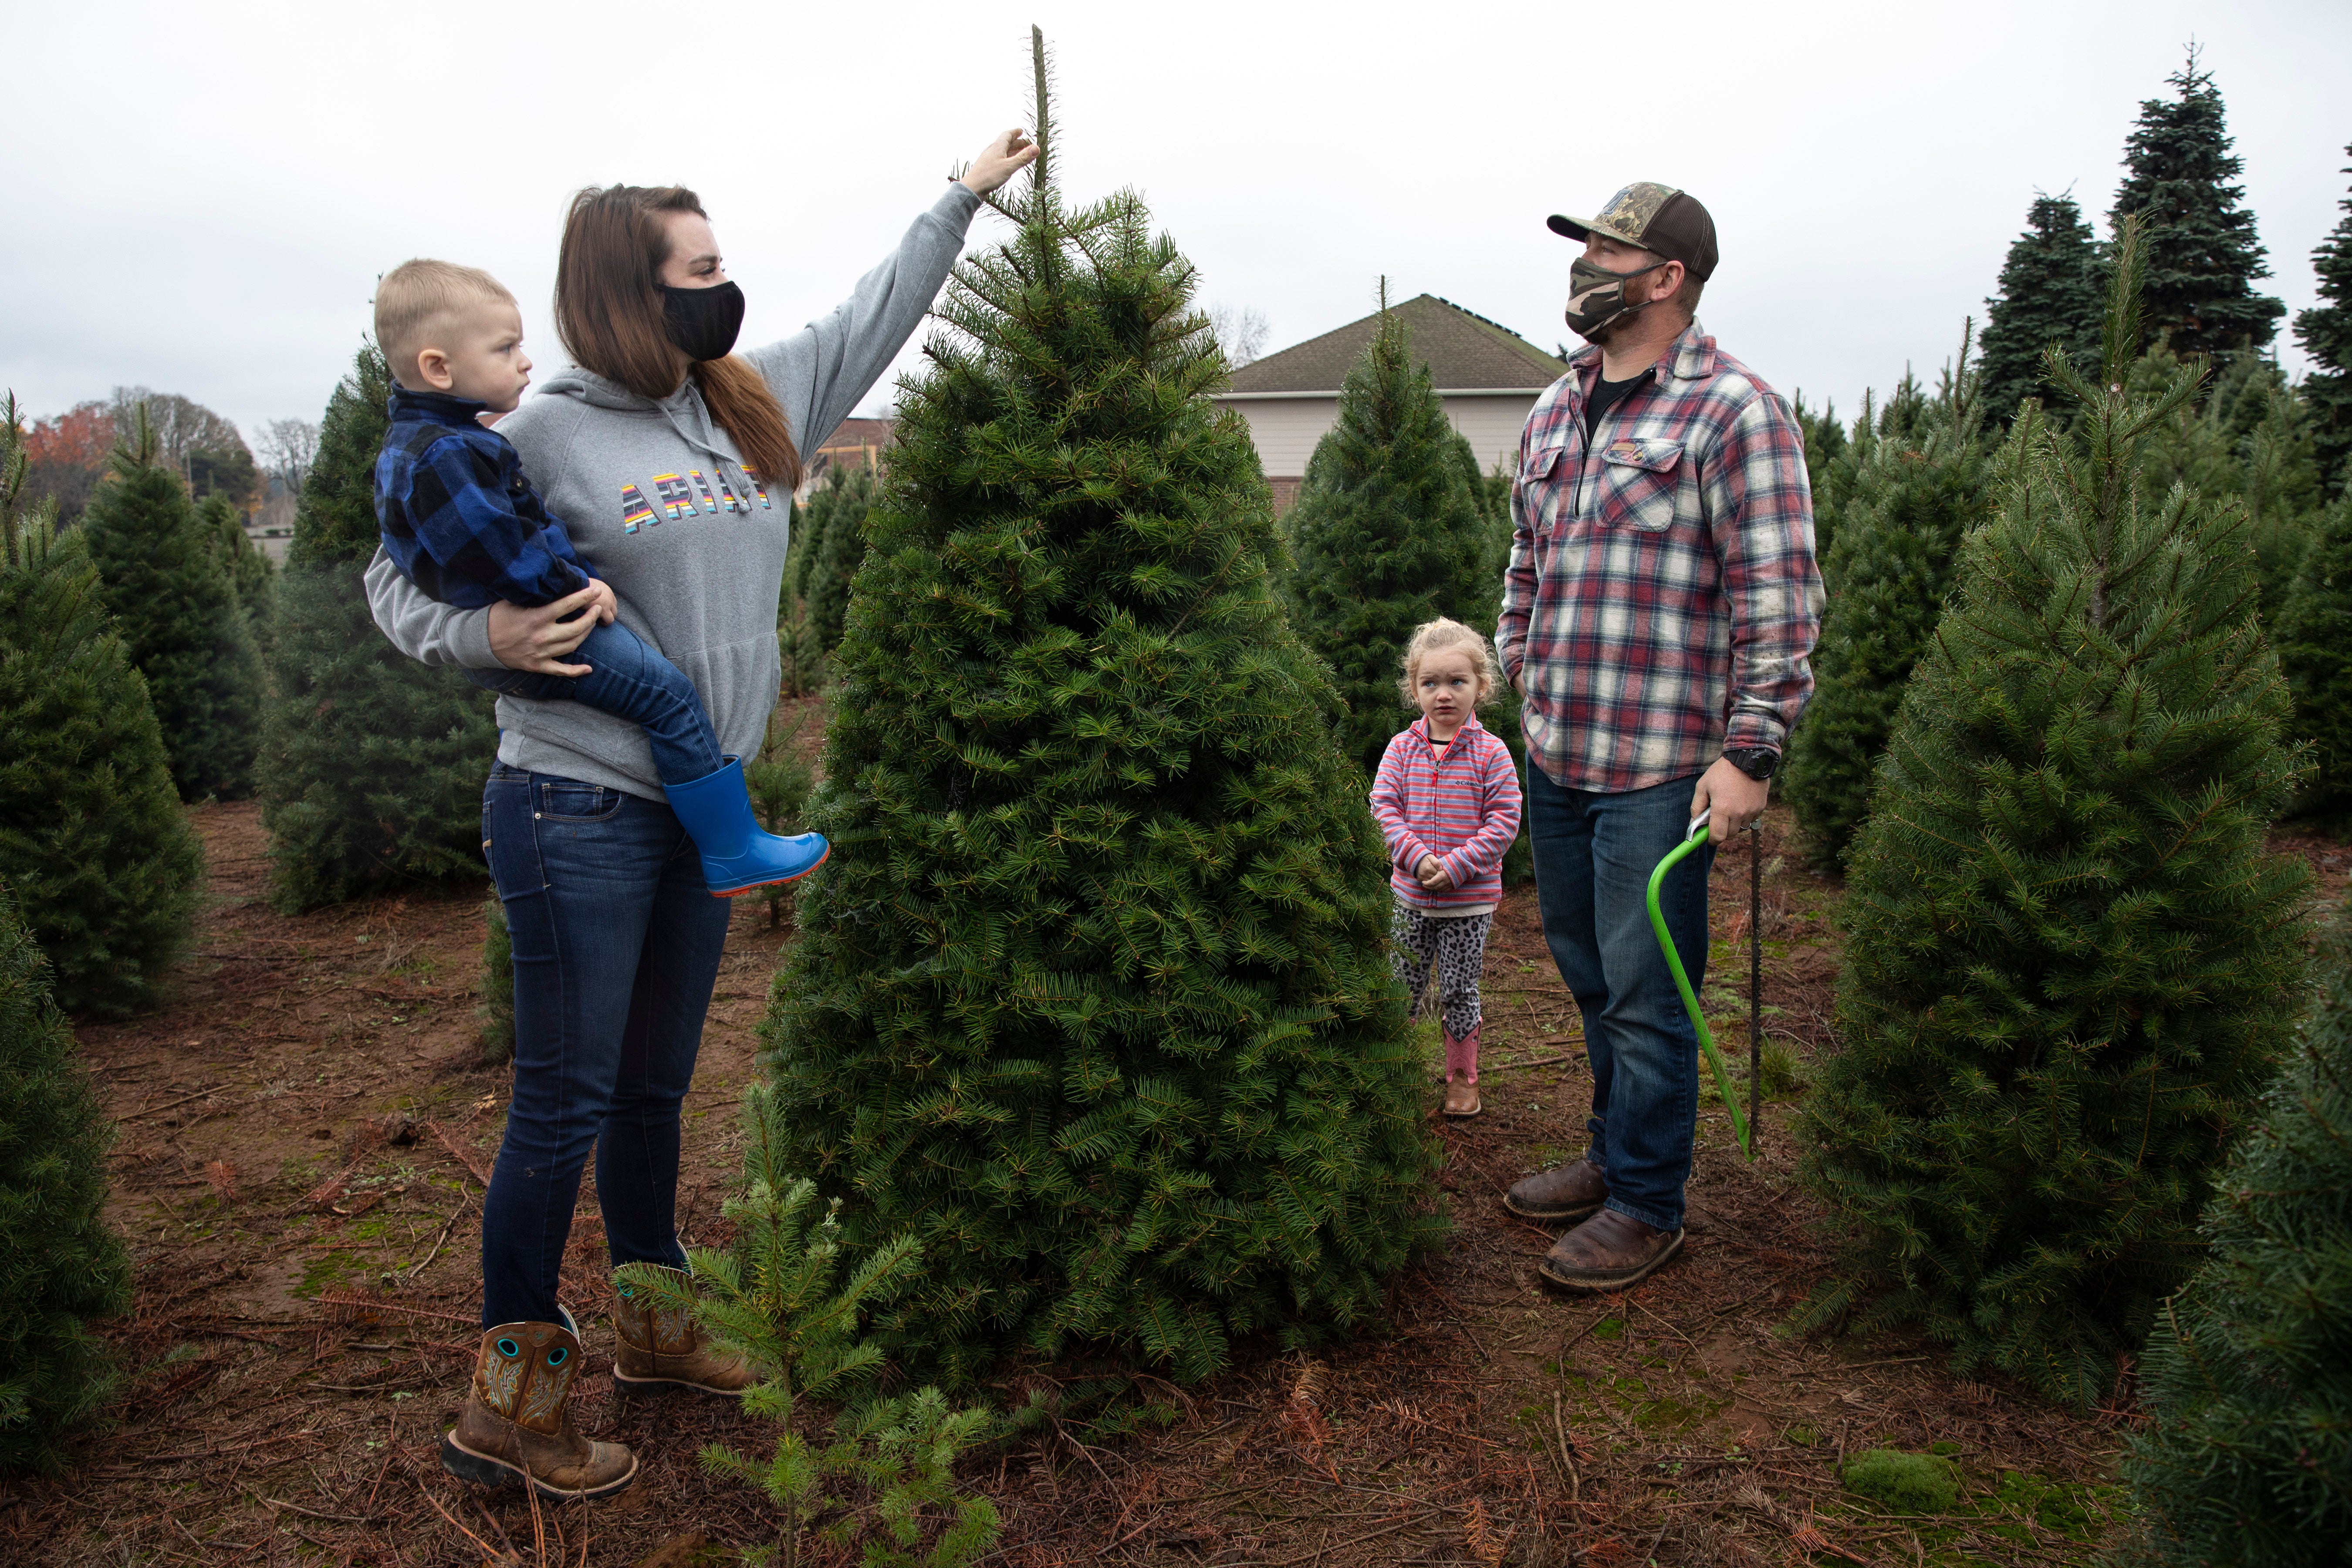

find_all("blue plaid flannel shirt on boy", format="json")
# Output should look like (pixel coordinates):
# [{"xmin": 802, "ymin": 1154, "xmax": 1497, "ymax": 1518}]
[
  {"xmin": 374, "ymin": 385, "xmax": 597, "ymax": 610},
  {"xmin": 1494, "ymin": 321, "xmax": 1824, "ymax": 793}
]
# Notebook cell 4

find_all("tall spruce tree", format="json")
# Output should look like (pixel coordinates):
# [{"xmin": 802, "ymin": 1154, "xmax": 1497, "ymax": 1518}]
[
  {"xmin": 2294, "ymin": 148, "xmax": 2352, "ymax": 491},
  {"xmin": 2278, "ymin": 493, "xmax": 2352, "ymax": 826},
  {"xmin": 2110, "ymin": 51, "xmax": 2285, "ymax": 357},
  {"xmin": 1782, "ymin": 334, "xmax": 1995, "ymax": 871},
  {"xmin": 0, "ymin": 883, "xmax": 132, "ymax": 1472},
  {"xmin": 79, "ymin": 411, "xmax": 265, "ymax": 801},
  {"xmin": 2120, "ymin": 892, "xmax": 2352, "ymax": 1565},
  {"xmin": 1977, "ymin": 194, "xmax": 2106, "ymax": 426},
  {"xmin": 0, "ymin": 395, "xmax": 203, "ymax": 1018},
  {"xmin": 1793, "ymin": 224, "xmax": 2311, "ymax": 1407},
  {"xmin": 257, "ymin": 344, "xmax": 498, "ymax": 912},
  {"xmin": 761, "ymin": 33, "xmax": 1442, "ymax": 1385},
  {"xmin": 1282, "ymin": 297, "xmax": 1503, "ymax": 779}
]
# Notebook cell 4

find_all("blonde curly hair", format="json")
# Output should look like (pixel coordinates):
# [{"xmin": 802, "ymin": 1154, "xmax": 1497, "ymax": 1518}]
[{"xmin": 1396, "ymin": 617, "xmax": 1501, "ymax": 708}]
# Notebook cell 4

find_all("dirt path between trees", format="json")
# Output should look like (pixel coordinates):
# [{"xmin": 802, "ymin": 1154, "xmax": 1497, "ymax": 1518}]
[{"xmin": 5, "ymin": 772, "xmax": 2343, "ymax": 1566}]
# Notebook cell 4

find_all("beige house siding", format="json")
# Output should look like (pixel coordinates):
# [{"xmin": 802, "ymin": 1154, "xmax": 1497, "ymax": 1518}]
[{"xmin": 1218, "ymin": 389, "xmax": 1549, "ymax": 507}]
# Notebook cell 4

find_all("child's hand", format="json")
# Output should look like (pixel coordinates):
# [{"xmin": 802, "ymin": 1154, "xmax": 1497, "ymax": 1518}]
[
  {"xmin": 583, "ymin": 579, "xmax": 618, "ymax": 625},
  {"xmin": 1416, "ymin": 854, "xmax": 1453, "ymax": 890}
]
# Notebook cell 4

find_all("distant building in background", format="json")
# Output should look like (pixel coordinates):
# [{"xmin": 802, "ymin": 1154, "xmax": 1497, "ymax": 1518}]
[
  {"xmin": 1211, "ymin": 294, "xmax": 1567, "ymax": 513},
  {"xmin": 797, "ymin": 415, "xmax": 896, "ymax": 501},
  {"xmin": 247, "ymin": 474, "xmax": 295, "ymax": 563}
]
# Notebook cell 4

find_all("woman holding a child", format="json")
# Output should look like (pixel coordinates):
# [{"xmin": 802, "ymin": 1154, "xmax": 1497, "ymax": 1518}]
[{"xmin": 365, "ymin": 129, "xmax": 1038, "ymax": 1498}]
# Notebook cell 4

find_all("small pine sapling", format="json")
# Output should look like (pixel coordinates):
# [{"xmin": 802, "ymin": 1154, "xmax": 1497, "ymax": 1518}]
[
  {"xmin": 2120, "ymin": 893, "xmax": 2352, "ymax": 1564},
  {"xmin": 1794, "ymin": 221, "xmax": 2312, "ymax": 1407},
  {"xmin": 618, "ymin": 1080, "xmax": 998, "ymax": 1568}
]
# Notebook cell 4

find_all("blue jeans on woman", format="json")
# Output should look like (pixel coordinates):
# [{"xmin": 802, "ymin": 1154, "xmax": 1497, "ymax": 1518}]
[
  {"xmin": 468, "ymin": 620, "xmax": 724, "ymax": 787},
  {"xmin": 1524, "ymin": 765, "xmax": 1713, "ymax": 1234},
  {"xmin": 477, "ymin": 763, "xmax": 734, "ymax": 1327}
]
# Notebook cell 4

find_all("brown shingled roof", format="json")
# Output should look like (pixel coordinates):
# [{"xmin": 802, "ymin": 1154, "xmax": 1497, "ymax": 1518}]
[{"xmin": 1222, "ymin": 294, "xmax": 1567, "ymax": 395}]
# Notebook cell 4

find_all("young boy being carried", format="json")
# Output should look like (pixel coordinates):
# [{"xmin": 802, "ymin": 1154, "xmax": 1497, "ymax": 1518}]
[{"xmin": 370, "ymin": 259, "xmax": 823, "ymax": 897}]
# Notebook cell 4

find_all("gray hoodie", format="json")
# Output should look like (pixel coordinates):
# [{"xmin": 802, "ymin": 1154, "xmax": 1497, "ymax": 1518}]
[{"xmin": 365, "ymin": 182, "xmax": 982, "ymax": 800}]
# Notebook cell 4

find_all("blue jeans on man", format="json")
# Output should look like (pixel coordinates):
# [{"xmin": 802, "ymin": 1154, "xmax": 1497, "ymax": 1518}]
[
  {"xmin": 1515, "ymin": 764, "xmax": 1712, "ymax": 1256},
  {"xmin": 476, "ymin": 764, "xmax": 734, "ymax": 1327}
]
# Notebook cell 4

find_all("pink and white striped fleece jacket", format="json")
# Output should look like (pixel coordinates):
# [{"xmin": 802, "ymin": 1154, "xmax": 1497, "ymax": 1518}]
[{"xmin": 1368, "ymin": 715, "xmax": 1524, "ymax": 913}]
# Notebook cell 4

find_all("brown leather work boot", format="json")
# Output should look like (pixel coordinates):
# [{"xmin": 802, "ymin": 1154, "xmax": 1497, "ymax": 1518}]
[
  {"xmin": 1504, "ymin": 1154, "xmax": 1609, "ymax": 1223},
  {"xmin": 612, "ymin": 1267, "xmax": 757, "ymax": 1398},
  {"xmin": 1537, "ymin": 1207, "xmax": 1685, "ymax": 1293},
  {"xmin": 440, "ymin": 1321, "xmax": 637, "ymax": 1498}
]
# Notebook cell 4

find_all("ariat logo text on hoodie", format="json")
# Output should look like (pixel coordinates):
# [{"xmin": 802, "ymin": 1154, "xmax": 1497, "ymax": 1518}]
[{"xmin": 622, "ymin": 468, "xmax": 774, "ymax": 533}]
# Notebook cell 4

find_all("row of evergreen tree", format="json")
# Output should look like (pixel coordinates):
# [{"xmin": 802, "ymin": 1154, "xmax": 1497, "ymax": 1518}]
[{"xmin": 1787, "ymin": 56, "xmax": 2352, "ymax": 864}]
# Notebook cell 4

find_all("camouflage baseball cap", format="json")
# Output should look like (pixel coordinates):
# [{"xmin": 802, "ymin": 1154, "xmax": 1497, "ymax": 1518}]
[{"xmin": 1548, "ymin": 183, "xmax": 1719, "ymax": 282}]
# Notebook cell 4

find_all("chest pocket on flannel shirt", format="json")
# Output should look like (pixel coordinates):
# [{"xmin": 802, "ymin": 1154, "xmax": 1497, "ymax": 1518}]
[
  {"xmin": 1597, "ymin": 438, "xmax": 1683, "ymax": 533},
  {"xmin": 1521, "ymin": 444, "xmax": 1573, "ymax": 533}
]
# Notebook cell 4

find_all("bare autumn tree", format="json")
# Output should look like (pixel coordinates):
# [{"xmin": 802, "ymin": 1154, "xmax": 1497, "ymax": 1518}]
[
  {"xmin": 1206, "ymin": 302, "xmax": 1271, "ymax": 368},
  {"xmin": 107, "ymin": 388, "xmax": 256, "ymax": 502},
  {"xmin": 255, "ymin": 418, "xmax": 320, "ymax": 496}
]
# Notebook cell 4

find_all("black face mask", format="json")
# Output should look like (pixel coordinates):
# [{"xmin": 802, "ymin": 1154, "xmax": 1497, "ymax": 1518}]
[{"xmin": 660, "ymin": 280, "xmax": 746, "ymax": 362}]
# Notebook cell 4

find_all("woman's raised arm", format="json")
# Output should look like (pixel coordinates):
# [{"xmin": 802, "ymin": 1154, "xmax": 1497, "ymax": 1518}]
[{"xmin": 745, "ymin": 131, "xmax": 1037, "ymax": 462}]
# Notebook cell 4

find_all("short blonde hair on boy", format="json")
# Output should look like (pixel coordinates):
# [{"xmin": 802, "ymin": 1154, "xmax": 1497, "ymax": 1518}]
[
  {"xmin": 373, "ymin": 259, "xmax": 515, "ymax": 382},
  {"xmin": 1397, "ymin": 617, "xmax": 1501, "ymax": 708}
]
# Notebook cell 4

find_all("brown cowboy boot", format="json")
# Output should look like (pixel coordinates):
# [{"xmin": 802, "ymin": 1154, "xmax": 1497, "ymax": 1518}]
[
  {"xmin": 612, "ymin": 1267, "xmax": 757, "ymax": 1398},
  {"xmin": 440, "ymin": 1321, "xmax": 637, "ymax": 1498},
  {"xmin": 1537, "ymin": 1207, "xmax": 1686, "ymax": 1293},
  {"xmin": 1504, "ymin": 1154, "xmax": 1609, "ymax": 1223}
]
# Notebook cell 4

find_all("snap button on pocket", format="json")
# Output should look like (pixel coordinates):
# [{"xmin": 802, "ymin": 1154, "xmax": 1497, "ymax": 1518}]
[{"xmin": 1600, "ymin": 439, "xmax": 1683, "ymax": 533}]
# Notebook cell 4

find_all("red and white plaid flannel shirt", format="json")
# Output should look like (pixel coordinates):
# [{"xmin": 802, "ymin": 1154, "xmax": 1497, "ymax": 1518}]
[{"xmin": 1494, "ymin": 321, "xmax": 1824, "ymax": 793}]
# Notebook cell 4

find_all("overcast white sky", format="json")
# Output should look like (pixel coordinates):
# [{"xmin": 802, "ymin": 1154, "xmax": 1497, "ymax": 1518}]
[{"xmin": 4, "ymin": 0, "xmax": 2347, "ymax": 446}]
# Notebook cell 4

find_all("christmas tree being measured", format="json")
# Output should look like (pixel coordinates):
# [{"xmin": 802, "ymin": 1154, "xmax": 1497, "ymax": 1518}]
[
  {"xmin": 1782, "ymin": 334, "xmax": 1994, "ymax": 871},
  {"xmin": 256, "ymin": 344, "xmax": 498, "ymax": 913},
  {"xmin": 1793, "ymin": 223, "xmax": 2311, "ymax": 1408},
  {"xmin": 760, "ymin": 37, "xmax": 1442, "ymax": 1384},
  {"xmin": 2119, "ymin": 890, "xmax": 2352, "ymax": 1566},
  {"xmin": 1282, "ymin": 297, "xmax": 1508, "ymax": 779}
]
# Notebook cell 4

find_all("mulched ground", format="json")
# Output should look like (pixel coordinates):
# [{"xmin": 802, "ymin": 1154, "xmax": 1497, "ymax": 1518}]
[{"xmin": 4, "ymin": 756, "xmax": 2344, "ymax": 1567}]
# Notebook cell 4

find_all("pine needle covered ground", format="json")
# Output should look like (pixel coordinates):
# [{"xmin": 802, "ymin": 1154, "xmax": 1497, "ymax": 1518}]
[{"xmin": 14, "ymin": 778, "xmax": 2341, "ymax": 1563}]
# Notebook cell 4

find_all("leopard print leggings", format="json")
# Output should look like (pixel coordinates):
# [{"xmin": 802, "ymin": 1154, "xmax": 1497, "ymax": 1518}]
[{"xmin": 1391, "ymin": 904, "xmax": 1494, "ymax": 1040}]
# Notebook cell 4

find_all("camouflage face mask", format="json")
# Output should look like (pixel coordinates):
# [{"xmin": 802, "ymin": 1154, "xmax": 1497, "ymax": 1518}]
[{"xmin": 1564, "ymin": 254, "xmax": 1670, "ymax": 340}]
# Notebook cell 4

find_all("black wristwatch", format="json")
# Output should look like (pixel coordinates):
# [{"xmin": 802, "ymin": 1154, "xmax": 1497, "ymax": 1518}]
[{"xmin": 1723, "ymin": 747, "xmax": 1779, "ymax": 782}]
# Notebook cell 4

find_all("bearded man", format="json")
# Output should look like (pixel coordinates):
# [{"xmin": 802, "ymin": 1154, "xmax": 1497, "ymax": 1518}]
[{"xmin": 1494, "ymin": 183, "xmax": 1824, "ymax": 1292}]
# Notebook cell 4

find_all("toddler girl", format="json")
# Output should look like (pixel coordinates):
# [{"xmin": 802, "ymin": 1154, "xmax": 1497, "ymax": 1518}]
[{"xmin": 1369, "ymin": 618, "xmax": 1524, "ymax": 1117}]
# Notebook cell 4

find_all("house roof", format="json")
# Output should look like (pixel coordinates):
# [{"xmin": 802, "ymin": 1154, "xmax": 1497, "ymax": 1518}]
[{"xmin": 1221, "ymin": 293, "xmax": 1567, "ymax": 396}]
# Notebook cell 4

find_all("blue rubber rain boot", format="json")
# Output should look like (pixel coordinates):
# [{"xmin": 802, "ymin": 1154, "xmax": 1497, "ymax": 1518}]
[{"xmin": 661, "ymin": 757, "xmax": 829, "ymax": 898}]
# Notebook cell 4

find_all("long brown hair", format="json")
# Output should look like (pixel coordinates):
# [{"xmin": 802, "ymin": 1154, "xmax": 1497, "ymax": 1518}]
[{"xmin": 553, "ymin": 185, "xmax": 801, "ymax": 491}]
